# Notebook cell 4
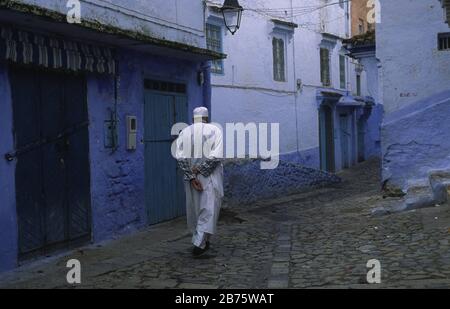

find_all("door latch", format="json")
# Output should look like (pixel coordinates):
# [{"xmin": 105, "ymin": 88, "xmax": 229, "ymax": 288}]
[{"xmin": 4, "ymin": 153, "xmax": 14, "ymax": 162}]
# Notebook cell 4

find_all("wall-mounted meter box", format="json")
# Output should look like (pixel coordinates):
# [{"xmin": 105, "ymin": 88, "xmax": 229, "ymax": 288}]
[{"xmin": 126, "ymin": 116, "xmax": 137, "ymax": 151}]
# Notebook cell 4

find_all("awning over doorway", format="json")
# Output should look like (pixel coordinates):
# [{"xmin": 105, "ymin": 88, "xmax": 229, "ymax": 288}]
[
  {"xmin": 317, "ymin": 90, "xmax": 374, "ymax": 108},
  {"xmin": 0, "ymin": 24, "xmax": 116, "ymax": 74}
]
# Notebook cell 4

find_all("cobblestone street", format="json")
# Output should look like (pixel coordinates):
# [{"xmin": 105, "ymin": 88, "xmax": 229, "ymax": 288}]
[{"xmin": 1, "ymin": 159, "xmax": 450, "ymax": 289}]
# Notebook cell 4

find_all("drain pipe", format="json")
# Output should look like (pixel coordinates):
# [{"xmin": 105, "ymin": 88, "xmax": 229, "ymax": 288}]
[
  {"xmin": 201, "ymin": 61, "xmax": 212, "ymax": 115},
  {"xmin": 291, "ymin": 0, "xmax": 300, "ymax": 156}
]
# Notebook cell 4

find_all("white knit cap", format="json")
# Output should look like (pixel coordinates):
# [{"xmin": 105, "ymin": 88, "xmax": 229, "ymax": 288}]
[{"xmin": 193, "ymin": 107, "xmax": 209, "ymax": 119}]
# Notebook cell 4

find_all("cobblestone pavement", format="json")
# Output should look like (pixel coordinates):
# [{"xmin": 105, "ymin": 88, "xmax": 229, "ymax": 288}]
[{"xmin": 1, "ymin": 159, "xmax": 450, "ymax": 289}]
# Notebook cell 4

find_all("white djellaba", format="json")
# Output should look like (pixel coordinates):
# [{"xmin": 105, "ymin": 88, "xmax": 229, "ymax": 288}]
[{"xmin": 175, "ymin": 107, "xmax": 224, "ymax": 250}]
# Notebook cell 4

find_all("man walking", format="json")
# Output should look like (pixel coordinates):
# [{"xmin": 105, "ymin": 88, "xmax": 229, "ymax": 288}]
[{"xmin": 175, "ymin": 107, "xmax": 224, "ymax": 257}]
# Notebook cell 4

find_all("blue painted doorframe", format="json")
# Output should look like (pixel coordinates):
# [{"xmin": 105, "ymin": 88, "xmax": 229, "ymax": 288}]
[{"xmin": 144, "ymin": 87, "xmax": 188, "ymax": 225}]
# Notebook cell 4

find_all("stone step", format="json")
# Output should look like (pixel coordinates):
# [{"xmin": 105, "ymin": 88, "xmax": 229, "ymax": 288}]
[
  {"xmin": 402, "ymin": 185, "xmax": 436, "ymax": 211},
  {"xmin": 372, "ymin": 170, "xmax": 450, "ymax": 217},
  {"xmin": 373, "ymin": 185, "xmax": 436, "ymax": 216},
  {"xmin": 429, "ymin": 170, "xmax": 450, "ymax": 204}
]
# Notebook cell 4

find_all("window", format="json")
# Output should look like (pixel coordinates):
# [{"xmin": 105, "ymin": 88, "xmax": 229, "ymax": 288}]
[
  {"xmin": 273, "ymin": 37, "xmax": 286, "ymax": 82},
  {"xmin": 320, "ymin": 48, "xmax": 331, "ymax": 87},
  {"xmin": 358, "ymin": 19, "xmax": 365, "ymax": 34},
  {"xmin": 206, "ymin": 24, "xmax": 224, "ymax": 74},
  {"xmin": 356, "ymin": 74, "xmax": 361, "ymax": 96},
  {"xmin": 339, "ymin": 55, "xmax": 346, "ymax": 89},
  {"xmin": 438, "ymin": 33, "xmax": 450, "ymax": 51},
  {"xmin": 144, "ymin": 79, "xmax": 187, "ymax": 94}
]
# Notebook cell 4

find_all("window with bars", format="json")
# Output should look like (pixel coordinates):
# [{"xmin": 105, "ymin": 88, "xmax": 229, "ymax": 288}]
[
  {"xmin": 206, "ymin": 24, "xmax": 224, "ymax": 74},
  {"xmin": 144, "ymin": 79, "xmax": 187, "ymax": 94},
  {"xmin": 339, "ymin": 55, "xmax": 346, "ymax": 89},
  {"xmin": 320, "ymin": 48, "xmax": 331, "ymax": 87},
  {"xmin": 358, "ymin": 18, "xmax": 365, "ymax": 34},
  {"xmin": 356, "ymin": 74, "xmax": 361, "ymax": 96},
  {"xmin": 438, "ymin": 33, "xmax": 450, "ymax": 51},
  {"xmin": 273, "ymin": 37, "xmax": 286, "ymax": 82}
]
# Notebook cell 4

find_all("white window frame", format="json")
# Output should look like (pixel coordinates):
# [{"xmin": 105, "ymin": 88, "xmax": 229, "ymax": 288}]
[
  {"xmin": 272, "ymin": 33, "xmax": 288, "ymax": 82},
  {"xmin": 320, "ymin": 47, "xmax": 332, "ymax": 87},
  {"xmin": 206, "ymin": 23, "xmax": 225, "ymax": 75},
  {"xmin": 358, "ymin": 18, "xmax": 365, "ymax": 34},
  {"xmin": 319, "ymin": 34, "xmax": 337, "ymax": 88}
]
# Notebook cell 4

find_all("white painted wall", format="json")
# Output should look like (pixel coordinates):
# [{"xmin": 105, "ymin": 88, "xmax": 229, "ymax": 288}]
[
  {"xmin": 377, "ymin": 0, "xmax": 450, "ymax": 114},
  {"xmin": 18, "ymin": 0, "xmax": 207, "ymax": 48},
  {"xmin": 359, "ymin": 56, "xmax": 379, "ymax": 103},
  {"xmin": 208, "ymin": 0, "xmax": 369, "ymax": 160}
]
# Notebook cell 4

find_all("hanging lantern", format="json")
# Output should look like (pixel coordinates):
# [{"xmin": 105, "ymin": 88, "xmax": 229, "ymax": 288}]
[{"xmin": 221, "ymin": 0, "xmax": 243, "ymax": 35}]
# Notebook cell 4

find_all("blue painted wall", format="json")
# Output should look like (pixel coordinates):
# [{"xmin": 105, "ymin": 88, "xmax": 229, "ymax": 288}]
[
  {"xmin": 382, "ymin": 90, "xmax": 450, "ymax": 192},
  {"xmin": 364, "ymin": 104, "xmax": 383, "ymax": 160},
  {"xmin": 377, "ymin": 0, "xmax": 450, "ymax": 192},
  {"xmin": 224, "ymin": 158, "xmax": 341, "ymax": 206},
  {"xmin": 0, "ymin": 47, "xmax": 209, "ymax": 271},
  {"xmin": 87, "ymin": 50, "xmax": 208, "ymax": 242},
  {"xmin": 0, "ymin": 0, "xmax": 213, "ymax": 272},
  {"xmin": 0, "ymin": 63, "xmax": 18, "ymax": 272},
  {"xmin": 281, "ymin": 148, "xmax": 321, "ymax": 169}
]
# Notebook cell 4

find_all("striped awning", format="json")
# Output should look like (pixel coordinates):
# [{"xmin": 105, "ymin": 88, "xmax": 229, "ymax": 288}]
[{"xmin": 0, "ymin": 25, "xmax": 116, "ymax": 74}]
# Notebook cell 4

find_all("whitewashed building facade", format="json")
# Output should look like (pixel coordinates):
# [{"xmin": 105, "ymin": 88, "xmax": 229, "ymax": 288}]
[
  {"xmin": 378, "ymin": 0, "xmax": 450, "ymax": 196},
  {"xmin": 205, "ymin": 0, "xmax": 380, "ymax": 173}
]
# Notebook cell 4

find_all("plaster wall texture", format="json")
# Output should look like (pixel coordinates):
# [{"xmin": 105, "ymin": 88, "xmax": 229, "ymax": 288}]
[
  {"xmin": 18, "ymin": 0, "xmax": 207, "ymax": 48},
  {"xmin": 87, "ymin": 50, "xmax": 207, "ymax": 242},
  {"xmin": 357, "ymin": 55, "xmax": 382, "ymax": 160},
  {"xmin": 382, "ymin": 90, "xmax": 450, "ymax": 191},
  {"xmin": 377, "ymin": 0, "xmax": 450, "ymax": 114},
  {"xmin": 377, "ymin": 0, "xmax": 450, "ymax": 191}
]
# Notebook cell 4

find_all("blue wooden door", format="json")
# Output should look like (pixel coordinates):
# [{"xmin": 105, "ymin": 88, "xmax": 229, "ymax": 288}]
[
  {"xmin": 319, "ymin": 105, "xmax": 335, "ymax": 172},
  {"xmin": 144, "ymin": 90, "xmax": 187, "ymax": 225},
  {"xmin": 10, "ymin": 66, "xmax": 91, "ymax": 260},
  {"xmin": 357, "ymin": 119, "xmax": 366, "ymax": 162},
  {"xmin": 340, "ymin": 114, "xmax": 351, "ymax": 169}
]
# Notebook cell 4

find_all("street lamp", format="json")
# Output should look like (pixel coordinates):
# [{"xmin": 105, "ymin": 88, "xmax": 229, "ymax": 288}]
[{"xmin": 221, "ymin": 0, "xmax": 243, "ymax": 35}]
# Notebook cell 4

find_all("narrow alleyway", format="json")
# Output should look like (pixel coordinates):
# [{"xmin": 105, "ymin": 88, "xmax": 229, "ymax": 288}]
[{"xmin": 1, "ymin": 159, "xmax": 449, "ymax": 289}]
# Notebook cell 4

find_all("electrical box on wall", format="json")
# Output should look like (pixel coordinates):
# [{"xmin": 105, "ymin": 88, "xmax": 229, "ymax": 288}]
[{"xmin": 126, "ymin": 116, "xmax": 137, "ymax": 151}]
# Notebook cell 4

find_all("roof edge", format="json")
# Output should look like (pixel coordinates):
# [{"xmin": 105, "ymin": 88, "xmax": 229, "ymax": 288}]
[{"xmin": 0, "ymin": 0, "xmax": 226, "ymax": 60}]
